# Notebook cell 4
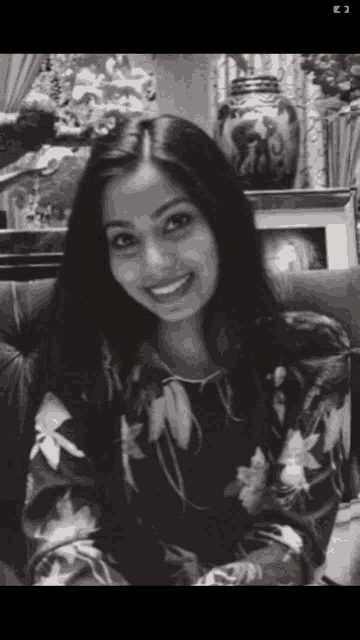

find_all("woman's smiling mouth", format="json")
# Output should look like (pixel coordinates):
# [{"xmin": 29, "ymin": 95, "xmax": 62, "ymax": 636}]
[{"xmin": 145, "ymin": 272, "xmax": 195, "ymax": 303}]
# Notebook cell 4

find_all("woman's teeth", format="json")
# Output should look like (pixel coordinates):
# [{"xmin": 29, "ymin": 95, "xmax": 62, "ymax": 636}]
[{"xmin": 150, "ymin": 275, "xmax": 190, "ymax": 296}]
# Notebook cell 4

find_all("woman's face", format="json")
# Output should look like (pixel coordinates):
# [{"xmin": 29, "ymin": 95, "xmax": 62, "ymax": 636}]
[{"xmin": 102, "ymin": 163, "xmax": 218, "ymax": 323}]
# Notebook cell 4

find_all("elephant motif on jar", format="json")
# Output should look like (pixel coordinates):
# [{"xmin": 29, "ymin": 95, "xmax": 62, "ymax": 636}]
[{"xmin": 215, "ymin": 76, "xmax": 300, "ymax": 190}]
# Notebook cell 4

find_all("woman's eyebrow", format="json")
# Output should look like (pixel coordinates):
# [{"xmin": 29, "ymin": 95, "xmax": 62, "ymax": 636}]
[
  {"xmin": 104, "ymin": 197, "xmax": 192, "ymax": 229},
  {"xmin": 150, "ymin": 197, "xmax": 191, "ymax": 221},
  {"xmin": 105, "ymin": 220, "xmax": 133, "ymax": 230}
]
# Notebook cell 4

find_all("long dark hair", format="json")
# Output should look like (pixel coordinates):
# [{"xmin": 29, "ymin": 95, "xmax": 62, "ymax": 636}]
[
  {"xmin": 8, "ymin": 115, "xmax": 347, "ymax": 580},
  {"xmin": 37, "ymin": 114, "xmax": 284, "ymax": 402}
]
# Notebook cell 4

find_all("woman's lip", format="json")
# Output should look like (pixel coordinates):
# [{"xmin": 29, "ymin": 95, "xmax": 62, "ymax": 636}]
[
  {"xmin": 145, "ymin": 272, "xmax": 195, "ymax": 301},
  {"xmin": 144, "ymin": 273, "xmax": 191, "ymax": 293}
]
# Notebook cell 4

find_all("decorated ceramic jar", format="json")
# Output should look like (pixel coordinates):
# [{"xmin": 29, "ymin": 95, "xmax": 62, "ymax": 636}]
[{"xmin": 215, "ymin": 75, "xmax": 300, "ymax": 190}]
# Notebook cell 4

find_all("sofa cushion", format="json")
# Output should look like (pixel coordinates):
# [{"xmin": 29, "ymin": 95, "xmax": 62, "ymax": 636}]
[{"xmin": 0, "ymin": 279, "xmax": 55, "ymax": 351}]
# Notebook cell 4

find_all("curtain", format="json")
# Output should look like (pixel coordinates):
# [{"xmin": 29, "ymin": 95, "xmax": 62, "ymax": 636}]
[
  {"xmin": 326, "ymin": 106, "xmax": 360, "ymax": 189},
  {"xmin": 0, "ymin": 54, "xmax": 47, "ymax": 219},
  {"xmin": 0, "ymin": 54, "xmax": 46, "ymax": 112}
]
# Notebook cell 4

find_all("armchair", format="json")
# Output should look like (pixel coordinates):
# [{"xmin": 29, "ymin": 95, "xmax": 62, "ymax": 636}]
[{"xmin": 1, "ymin": 268, "xmax": 360, "ymax": 584}]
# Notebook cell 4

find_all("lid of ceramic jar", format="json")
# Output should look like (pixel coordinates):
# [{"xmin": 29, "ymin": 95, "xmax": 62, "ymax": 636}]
[{"xmin": 230, "ymin": 75, "xmax": 280, "ymax": 96}]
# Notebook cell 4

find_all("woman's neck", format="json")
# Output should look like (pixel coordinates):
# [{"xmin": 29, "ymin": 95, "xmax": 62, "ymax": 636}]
[{"xmin": 156, "ymin": 317, "xmax": 220, "ymax": 379}]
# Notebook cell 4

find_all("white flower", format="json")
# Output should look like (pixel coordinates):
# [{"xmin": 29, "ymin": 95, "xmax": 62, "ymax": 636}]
[
  {"xmin": 33, "ymin": 492, "xmax": 99, "ymax": 550},
  {"xmin": 30, "ymin": 393, "xmax": 85, "ymax": 470},
  {"xmin": 224, "ymin": 447, "xmax": 269, "ymax": 513},
  {"xmin": 278, "ymin": 429, "xmax": 320, "ymax": 492}
]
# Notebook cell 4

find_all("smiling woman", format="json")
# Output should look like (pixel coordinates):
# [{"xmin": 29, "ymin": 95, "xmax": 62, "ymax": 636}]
[
  {"xmin": 103, "ymin": 161, "xmax": 218, "ymax": 330},
  {"xmin": 3, "ymin": 114, "xmax": 353, "ymax": 586}
]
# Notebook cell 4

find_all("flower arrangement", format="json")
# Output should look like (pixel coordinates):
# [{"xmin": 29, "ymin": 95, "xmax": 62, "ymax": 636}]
[{"xmin": 301, "ymin": 54, "xmax": 360, "ymax": 113}]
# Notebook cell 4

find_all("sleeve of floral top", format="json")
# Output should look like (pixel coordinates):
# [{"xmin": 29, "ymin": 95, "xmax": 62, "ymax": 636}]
[
  {"xmin": 196, "ymin": 312, "xmax": 352, "ymax": 586},
  {"xmin": 22, "ymin": 392, "xmax": 128, "ymax": 586}
]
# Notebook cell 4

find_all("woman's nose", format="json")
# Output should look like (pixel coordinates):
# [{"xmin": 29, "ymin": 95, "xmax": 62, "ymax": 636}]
[{"xmin": 144, "ymin": 238, "xmax": 175, "ymax": 274}]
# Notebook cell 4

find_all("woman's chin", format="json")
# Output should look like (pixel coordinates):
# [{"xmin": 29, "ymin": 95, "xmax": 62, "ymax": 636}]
[{"xmin": 158, "ymin": 306, "xmax": 198, "ymax": 323}]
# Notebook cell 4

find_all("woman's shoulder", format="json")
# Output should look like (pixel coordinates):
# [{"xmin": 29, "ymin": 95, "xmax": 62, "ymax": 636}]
[
  {"xmin": 253, "ymin": 310, "xmax": 351, "ymax": 373},
  {"xmin": 280, "ymin": 310, "xmax": 351, "ymax": 350},
  {"xmin": 257, "ymin": 309, "xmax": 350, "ymax": 349}
]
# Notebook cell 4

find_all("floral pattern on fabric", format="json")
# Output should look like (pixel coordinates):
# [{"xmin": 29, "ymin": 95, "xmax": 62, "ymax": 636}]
[
  {"xmin": 193, "ymin": 540, "xmax": 303, "ymax": 586},
  {"xmin": 193, "ymin": 561, "xmax": 264, "ymax": 586},
  {"xmin": 22, "ymin": 311, "xmax": 352, "ymax": 585},
  {"xmin": 279, "ymin": 430, "xmax": 321, "ymax": 492},
  {"xmin": 120, "ymin": 416, "xmax": 145, "ymax": 498},
  {"xmin": 30, "ymin": 393, "xmax": 86, "ymax": 471},
  {"xmin": 224, "ymin": 447, "xmax": 269, "ymax": 513},
  {"xmin": 33, "ymin": 540, "xmax": 115, "ymax": 586}
]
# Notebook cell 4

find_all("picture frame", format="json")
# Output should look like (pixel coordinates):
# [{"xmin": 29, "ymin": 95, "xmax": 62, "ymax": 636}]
[{"xmin": 246, "ymin": 188, "xmax": 358, "ymax": 272}]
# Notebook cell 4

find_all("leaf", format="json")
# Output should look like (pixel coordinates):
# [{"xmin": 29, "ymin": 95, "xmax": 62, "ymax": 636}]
[
  {"xmin": 40, "ymin": 437, "xmax": 61, "ymax": 470},
  {"xmin": 163, "ymin": 383, "xmax": 190, "ymax": 450},
  {"xmin": 36, "ymin": 392, "xmax": 72, "ymax": 431},
  {"xmin": 254, "ymin": 525, "xmax": 303, "ymax": 554},
  {"xmin": 305, "ymin": 434, "xmax": 321, "ymax": 451},
  {"xmin": 168, "ymin": 381, "xmax": 192, "ymax": 449},
  {"xmin": 54, "ymin": 433, "xmax": 86, "ymax": 459},
  {"xmin": 121, "ymin": 416, "xmax": 144, "ymax": 460},
  {"xmin": 164, "ymin": 545, "xmax": 202, "ymax": 585},
  {"xmin": 148, "ymin": 396, "xmax": 166, "ymax": 442},
  {"xmin": 29, "ymin": 443, "xmax": 40, "ymax": 461},
  {"xmin": 323, "ymin": 394, "xmax": 351, "ymax": 457},
  {"xmin": 278, "ymin": 430, "xmax": 320, "ymax": 469},
  {"xmin": 122, "ymin": 452, "xmax": 138, "ymax": 493},
  {"xmin": 129, "ymin": 444, "xmax": 145, "ymax": 460},
  {"xmin": 273, "ymin": 391, "xmax": 286, "ymax": 425},
  {"xmin": 251, "ymin": 447, "xmax": 267, "ymax": 469},
  {"xmin": 278, "ymin": 430, "xmax": 300, "ymax": 465},
  {"xmin": 57, "ymin": 540, "xmax": 100, "ymax": 565},
  {"xmin": 224, "ymin": 480, "xmax": 241, "ymax": 498},
  {"xmin": 305, "ymin": 452, "xmax": 321, "ymax": 470},
  {"xmin": 273, "ymin": 366, "xmax": 286, "ymax": 388}
]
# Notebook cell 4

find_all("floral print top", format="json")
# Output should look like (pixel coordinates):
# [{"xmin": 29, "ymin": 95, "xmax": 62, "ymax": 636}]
[{"xmin": 22, "ymin": 311, "xmax": 352, "ymax": 586}]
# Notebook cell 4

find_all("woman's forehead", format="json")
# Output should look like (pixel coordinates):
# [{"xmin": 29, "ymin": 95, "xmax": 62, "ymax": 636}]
[
  {"xmin": 105, "ymin": 162, "xmax": 186, "ymax": 194},
  {"xmin": 102, "ymin": 163, "xmax": 190, "ymax": 223}
]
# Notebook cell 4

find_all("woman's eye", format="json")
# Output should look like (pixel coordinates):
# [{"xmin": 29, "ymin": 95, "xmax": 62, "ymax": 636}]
[
  {"xmin": 111, "ymin": 233, "xmax": 137, "ymax": 250},
  {"xmin": 165, "ymin": 212, "xmax": 193, "ymax": 234}
]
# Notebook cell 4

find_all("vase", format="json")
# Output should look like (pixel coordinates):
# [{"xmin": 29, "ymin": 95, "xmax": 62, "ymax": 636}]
[
  {"xmin": 326, "ymin": 98, "xmax": 360, "ymax": 189},
  {"xmin": 214, "ymin": 75, "xmax": 300, "ymax": 190}
]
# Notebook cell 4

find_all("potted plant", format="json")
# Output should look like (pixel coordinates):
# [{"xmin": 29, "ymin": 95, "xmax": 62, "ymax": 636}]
[
  {"xmin": 301, "ymin": 54, "xmax": 360, "ymax": 189},
  {"xmin": 301, "ymin": 54, "xmax": 360, "ymax": 105}
]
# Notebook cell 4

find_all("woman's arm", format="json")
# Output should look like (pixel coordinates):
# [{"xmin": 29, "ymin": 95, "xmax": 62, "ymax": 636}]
[
  {"xmin": 195, "ymin": 312, "xmax": 352, "ymax": 586},
  {"xmin": 23, "ymin": 392, "xmax": 128, "ymax": 586}
]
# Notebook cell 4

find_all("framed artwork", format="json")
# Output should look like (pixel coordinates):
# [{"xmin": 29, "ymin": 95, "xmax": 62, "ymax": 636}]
[{"xmin": 246, "ymin": 188, "xmax": 358, "ymax": 274}]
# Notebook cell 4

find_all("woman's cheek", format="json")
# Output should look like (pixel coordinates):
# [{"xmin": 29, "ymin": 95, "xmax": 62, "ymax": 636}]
[
  {"xmin": 111, "ymin": 257, "xmax": 142, "ymax": 285},
  {"xmin": 180, "ymin": 228, "xmax": 217, "ymax": 270}
]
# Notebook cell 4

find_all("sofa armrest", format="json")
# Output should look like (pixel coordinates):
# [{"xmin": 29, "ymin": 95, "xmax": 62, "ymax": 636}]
[{"xmin": 272, "ymin": 267, "xmax": 360, "ymax": 347}]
